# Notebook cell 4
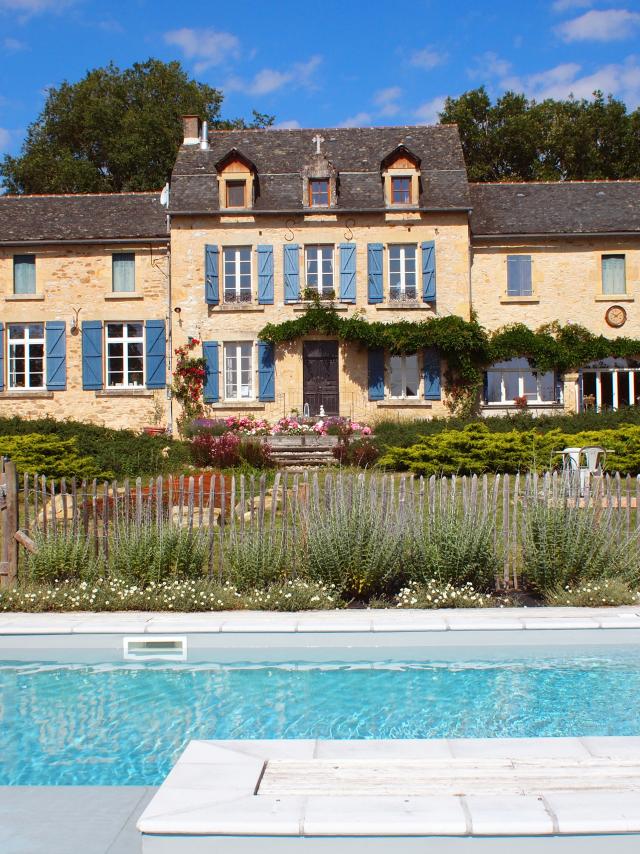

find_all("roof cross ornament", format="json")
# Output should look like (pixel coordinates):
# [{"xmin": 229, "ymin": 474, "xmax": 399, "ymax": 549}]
[{"xmin": 312, "ymin": 133, "xmax": 325, "ymax": 155}]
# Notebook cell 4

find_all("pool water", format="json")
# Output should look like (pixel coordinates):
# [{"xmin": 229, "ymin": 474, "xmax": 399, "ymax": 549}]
[{"xmin": 1, "ymin": 649, "xmax": 639, "ymax": 785}]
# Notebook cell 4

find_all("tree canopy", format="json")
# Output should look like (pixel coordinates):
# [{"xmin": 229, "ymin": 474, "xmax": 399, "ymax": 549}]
[
  {"xmin": 440, "ymin": 87, "xmax": 640, "ymax": 182},
  {"xmin": 1, "ymin": 58, "xmax": 273, "ymax": 194}
]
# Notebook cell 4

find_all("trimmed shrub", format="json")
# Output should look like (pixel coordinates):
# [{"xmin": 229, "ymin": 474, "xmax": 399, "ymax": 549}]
[
  {"xmin": 333, "ymin": 437, "xmax": 380, "ymax": 468},
  {"xmin": 0, "ymin": 434, "xmax": 107, "ymax": 480},
  {"xmin": 190, "ymin": 432, "xmax": 272, "ymax": 469},
  {"xmin": 0, "ymin": 416, "xmax": 190, "ymax": 478},
  {"xmin": 379, "ymin": 423, "xmax": 640, "ymax": 476}
]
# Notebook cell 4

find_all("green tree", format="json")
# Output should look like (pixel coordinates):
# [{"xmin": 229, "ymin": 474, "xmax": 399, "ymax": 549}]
[
  {"xmin": 1, "ymin": 58, "xmax": 273, "ymax": 194},
  {"xmin": 440, "ymin": 86, "xmax": 640, "ymax": 182}
]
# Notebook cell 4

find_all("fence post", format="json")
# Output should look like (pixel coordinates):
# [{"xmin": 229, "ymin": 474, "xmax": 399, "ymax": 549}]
[{"xmin": 1, "ymin": 460, "xmax": 19, "ymax": 586}]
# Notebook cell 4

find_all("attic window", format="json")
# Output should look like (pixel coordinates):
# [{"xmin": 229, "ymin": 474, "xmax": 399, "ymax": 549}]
[
  {"xmin": 309, "ymin": 179, "xmax": 330, "ymax": 207},
  {"xmin": 391, "ymin": 176, "xmax": 412, "ymax": 205},
  {"xmin": 226, "ymin": 181, "xmax": 246, "ymax": 208}
]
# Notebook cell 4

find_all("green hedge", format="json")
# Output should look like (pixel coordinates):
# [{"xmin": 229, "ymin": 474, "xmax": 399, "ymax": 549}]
[
  {"xmin": 374, "ymin": 407, "xmax": 640, "ymax": 451},
  {"xmin": 0, "ymin": 434, "xmax": 107, "ymax": 480},
  {"xmin": 0, "ymin": 417, "xmax": 191, "ymax": 478},
  {"xmin": 379, "ymin": 423, "xmax": 640, "ymax": 476}
]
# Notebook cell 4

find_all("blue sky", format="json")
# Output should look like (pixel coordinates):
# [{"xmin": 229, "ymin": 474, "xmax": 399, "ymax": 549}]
[{"xmin": 0, "ymin": 0, "xmax": 639, "ymax": 156}]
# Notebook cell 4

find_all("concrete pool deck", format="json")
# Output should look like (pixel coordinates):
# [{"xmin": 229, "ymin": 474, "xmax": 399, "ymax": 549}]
[{"xmin": 1, "ymin": 606, "xmax": 640, "ymax": 853}]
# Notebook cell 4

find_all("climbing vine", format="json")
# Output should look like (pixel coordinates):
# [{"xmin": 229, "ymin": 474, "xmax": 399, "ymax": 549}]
[{"xmin": 259, "ymin": 305, "xmax": 640, "ymax": 414}]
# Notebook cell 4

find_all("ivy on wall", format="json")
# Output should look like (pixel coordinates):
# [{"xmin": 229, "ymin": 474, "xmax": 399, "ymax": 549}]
[{"xmin": 259, "ymin": 306, "xmax": 640, "ymax": 414}]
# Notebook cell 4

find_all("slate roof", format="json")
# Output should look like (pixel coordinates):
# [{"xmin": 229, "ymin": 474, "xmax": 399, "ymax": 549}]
[
  {"xmin": 0, "ymin": 192, "xmax": 168, "ymax": 243},
  {"xmin": 170, "ymin": 126, "xmax": 471, "ymax": 213},
  {"xmin": 470, "ymin": 181, "xmax": 640, "ymax": 236}
]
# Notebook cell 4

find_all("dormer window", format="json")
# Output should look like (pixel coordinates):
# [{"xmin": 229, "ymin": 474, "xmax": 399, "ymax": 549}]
[
  {"xmin": 215, "ymin": 148, "xmax": 257, "ymax": 211},
  {"xmin": 391, "ymin": 176, "xmax": 412, "ymax": 205},
  {"xmin": 226, "ymin": 180, "xmax": 246, "ymax": 208},
  {"xmin": 381, "ymin": 144, "xmax": 421, "ymax": 208},
  {"xmin": 309, "ymin": 179, "xmax": 330, "ymax": 207}
]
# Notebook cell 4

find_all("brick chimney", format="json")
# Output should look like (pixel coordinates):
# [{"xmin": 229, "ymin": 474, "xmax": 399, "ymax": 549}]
[{"xmin": 182, "ymin": 115, "xmax": 201, "ymax": 146}]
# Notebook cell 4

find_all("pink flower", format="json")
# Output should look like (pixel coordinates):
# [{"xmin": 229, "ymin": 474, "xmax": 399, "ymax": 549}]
[{"xmin": 362, "ymin": 426, "xmax": 372, "ymax": 436}]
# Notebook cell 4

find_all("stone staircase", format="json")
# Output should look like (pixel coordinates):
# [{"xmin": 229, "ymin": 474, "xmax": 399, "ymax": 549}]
[{"xmin": 267, "ymin": 436, "xmax": 338, "ymax": 469}]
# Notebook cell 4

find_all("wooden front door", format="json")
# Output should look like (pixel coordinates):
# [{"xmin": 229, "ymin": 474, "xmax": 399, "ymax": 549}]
[{"xmin": 303, "ymin": 341, "xmax": 339, "ymax": 416}]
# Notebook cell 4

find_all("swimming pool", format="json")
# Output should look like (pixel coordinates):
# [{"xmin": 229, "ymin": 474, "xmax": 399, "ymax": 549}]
[{"xmin": 2, "ymin": 646, "xmax": 639, "ymax": 786}]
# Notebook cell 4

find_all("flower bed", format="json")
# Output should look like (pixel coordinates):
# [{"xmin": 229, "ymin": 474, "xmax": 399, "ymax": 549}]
[{"xmin": 192, "ymin": 414, "xmax": 372, "ymax": 438}]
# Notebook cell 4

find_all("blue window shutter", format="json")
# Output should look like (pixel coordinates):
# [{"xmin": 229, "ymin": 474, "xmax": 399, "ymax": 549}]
[
  {"xmin": 145, "ymin": 319, "xmax": 166, "ymax": 389},
  {"xmin": 367, "ymin": 243, "xmax": 384, "ymax": 304},
  {"xmin": 203, "ymin": 341, "xmax": 219, "ymax": 403},
  {"xmin": 423, "ymin": 348, "xmax": 441, "ymax": 400},
  {"xmin": 0, "ymin": 323, "xmax": 4, "ymax": 392},
  {"xmin": 421, "ymin": 240, "xmax": 436, "ymax": 302},
  {"xmin": 368, "ymin": 348, "xmax": 385, "ymax": 400},
  {"xmin": 507, "ymin": 255, "xmax": 532, "ymax": 297},
  {"xmin": 257, "ymin": 245, "xmax": 274, "ymax": 304},
  {"xmin": 45, "ymin": 321, "xmax": 66, "ymax": 391},
  {"xmin": 257, "ymin": 341, "xmax": 275, "ymax": 401},
  {"xmin": 82, "ymin": 321, "xmax": 103, "ymax": 391},
  {"xmin": 339, "ymin": 243, "xmax": 356, "ymax": 303},
  {"xmin": 205, "ymin": 245, "xmax": 219, "ymax": 305},
  {"xmin": 283, "ymin": 244, "xmax": 300, "ymax": 302}
]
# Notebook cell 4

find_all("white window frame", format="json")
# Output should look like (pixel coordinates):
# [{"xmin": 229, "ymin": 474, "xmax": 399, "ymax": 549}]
[
  {"xmin": 223, "ymin": 246, "xmax": 252, "ymax": 303},
  {"xmin": 485, "ymin": 359, "xmax": 556, "ymax": 406},
  {"xmin": 7, "ymin": 323, "xmax": 45, "ymax": 390},
  {"xmin": 224, "ymin": 341, "xmax": 254, "ymax": 401},
  {"xmin": 305, "ymin": 245, "xmax": 334, "ymax": 295},
  {"xmin": 388, "ymin": 244, "xmax": 418, "ymax": 300},
  {"xmin": 105, "ymin": 322, "xmax": 145, "ymax": 389},
  {"xmin": 388, "ymin": 353, "xmax": 420, "ymax": 399}
]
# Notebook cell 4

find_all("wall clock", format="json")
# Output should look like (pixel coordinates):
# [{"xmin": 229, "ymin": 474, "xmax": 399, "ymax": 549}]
[{"xmin": 605, "ymin": 305, "xmax": 627, "ymax": 328}]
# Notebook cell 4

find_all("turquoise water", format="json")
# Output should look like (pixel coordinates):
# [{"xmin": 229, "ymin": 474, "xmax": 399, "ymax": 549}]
[{"xmin": 1, "ymin": 649, "xmax": 639, "ymax": 785}]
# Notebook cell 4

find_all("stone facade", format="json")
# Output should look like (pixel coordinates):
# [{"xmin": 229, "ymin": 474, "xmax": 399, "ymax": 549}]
[{"xmin": 1, "ymin": 124, "xmax": 639, "ymax": 432}]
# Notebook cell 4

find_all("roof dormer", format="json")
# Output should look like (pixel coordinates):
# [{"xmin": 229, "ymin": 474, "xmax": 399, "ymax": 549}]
[
  {"xmin": 215, "ymin": 148, "xmax": 257, "ymax": 210},
  {"xmin": 381, "ymin": 144, "xmax": 421, "ymax": 207},
  {"xmin": 302, "ymin": 134, "xmax": 337, "ymax": 209}
]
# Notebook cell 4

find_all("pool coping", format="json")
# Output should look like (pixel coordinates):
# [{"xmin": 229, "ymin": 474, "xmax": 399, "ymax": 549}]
[
  {"xmin": 137, "ymin": 738, "xmax": 640, "ymax": 839},
  {"xmin": 1, "ymin": 605, "xmax": 640, "ymax": 634}
]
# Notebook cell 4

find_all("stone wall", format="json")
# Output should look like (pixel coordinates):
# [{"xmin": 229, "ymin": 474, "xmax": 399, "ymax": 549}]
[{"xmin": 0, "ymin": 243, "xmax": 169, "ymax": 430}]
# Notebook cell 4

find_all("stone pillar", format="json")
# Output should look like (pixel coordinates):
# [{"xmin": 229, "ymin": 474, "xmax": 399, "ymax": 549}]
[{"xmin": 563, "ymin": 372, "xmax": 580, "ymax": 414}]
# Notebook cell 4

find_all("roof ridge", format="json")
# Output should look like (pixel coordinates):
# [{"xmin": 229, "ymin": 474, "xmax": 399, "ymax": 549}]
[
  {"xmin": 471, "ymin": 180, "xmax": 640, "ymax": 187},
  {"xmin": 205, "ymin": 124, "xmax": 456, "ymax": 134},
  {"xmin": 0, "ymin": 190, "xmax": 162, "ymax": 199}
]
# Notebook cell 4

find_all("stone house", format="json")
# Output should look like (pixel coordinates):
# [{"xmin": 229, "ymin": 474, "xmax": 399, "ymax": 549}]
[{"xmin": 0, "ymin": 118, "xmax": 638, "ymax": 430}]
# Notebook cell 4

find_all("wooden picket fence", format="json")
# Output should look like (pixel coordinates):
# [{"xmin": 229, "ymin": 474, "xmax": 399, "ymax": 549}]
[{"xmin": 3, "ymin": 462, "xmax": 640, "ymax": 591}]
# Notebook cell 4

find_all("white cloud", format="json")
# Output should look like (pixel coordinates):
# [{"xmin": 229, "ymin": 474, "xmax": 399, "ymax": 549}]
[
  {"xmin": 0, "ymin": 128, "xmax": 11, "ymax": 150},
  {"xmin": 551, "ymin": 0, "xmax": 594, "ymax": 11},
  {"xmin": 274, "ymin": 119, "xmax": 301, "ymax": 129},
  {"xmin": 164, "ymin": 28, "xmax": 241, "ymax": 73},
  {"xmin": 2, "ymin": 37, "xmax": 26, "ymax": 51},
  {"xmin": 556, "ymin": 9, "xmax": 640, "ymax": 42},
  {"xmin": 503, "ymin": 56, "xmax": 640, "ymax": 106},
  {"xmin": 409, "ymin": 46, "xmax": 447, "ymax": 70},
  {"xmin": 373, "ymin": 86, "xmax": 402, "ymax": 116},
  {"xmin": 469, "ymin": 51, "xmax": 513, "ymax": 80},
  {"xmin": 338, "ymin": 112, "xmax": 372, "ymax": 128},
  {"xmin": 226, "ymin": 55, "xmax": 321, "ymax": 96},
  {"xmin": 0, "ymin": 0, "xmax": 73, "ymax": 12},
  {"xmin": 414, "ymin": 95, "xmax": 446, "ymax": 124}
]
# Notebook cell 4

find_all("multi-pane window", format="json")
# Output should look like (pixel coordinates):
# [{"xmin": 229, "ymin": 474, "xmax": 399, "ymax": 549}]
[
  {"xmin": 309, "ymin": 179, "xmax": 329, "ymax": 207},
  {"xmin": 112, "ymin": 253, "xmax": 135, "ymax": 293},
  {"xmin": 581, "ymin": 358, "xmax": 640, "ymax": 412},
  {"xmin": 305, "ymin": 245, "xmax": 334, "ymax": 295},
  {"xmin": 389, "ymin": 244, "xmax": 417, "ymax": 300},
  {"xmin": 8, "ymin": 323, "xmax": 44, "ymax": 389},
  {"xmin": 389, "ymin": 354, "xmax": 419, "ymax": 398},
  {"xmin": 391, "ymin": 176, "xmax": 411, "ymax": 204},
  {"xmin": 485, "ymin": 358, "xmax": 555, "ymax": 405},
  {"xmin": 226, "ymin": 181, "xmax": 246, "ymax": 208},
  {"xmin": 602, "ymin": 254, "xmax": 626, "ymax": 295},
  {"xmin": 223, "ymin": 247, "xmax": 252, "ymax": 302},
  {"xmin": 13, "ymin": 255, "xmax": 36, "ymax": 295},
  {"xmin": 224, "ymin": 342, "xmax": 253, "ymax": 400},
  {"xmin": 106, "ymin": 322, "xmax": 144, "ymax": 388}
]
